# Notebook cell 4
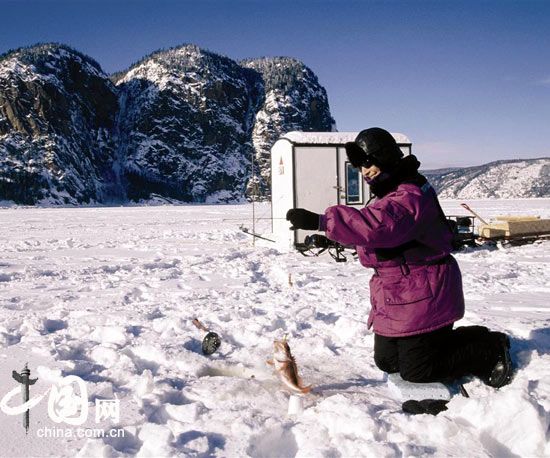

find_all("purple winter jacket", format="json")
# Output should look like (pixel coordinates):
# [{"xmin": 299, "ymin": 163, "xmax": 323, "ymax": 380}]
[{"xmin": 319, "ymin": 182, "xmax": 465, "ymax": 337}]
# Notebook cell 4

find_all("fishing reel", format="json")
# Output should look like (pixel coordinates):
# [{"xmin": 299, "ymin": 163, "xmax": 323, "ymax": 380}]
[
  {"xmin": 295, "ymin": 234, "xmax": 355, "ymax": 263},
  {"xmin": 202, "ymin": 331, "xmax": 221, "ymax": 355},
  {"xmin": 192, "ymin": 318, "xmax": 221, "ymax": 355}
]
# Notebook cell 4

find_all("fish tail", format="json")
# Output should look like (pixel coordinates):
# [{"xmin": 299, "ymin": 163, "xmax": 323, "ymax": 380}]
[
  {"xmin": 299, "ymin": 385, "xmax": 312, "ymax": 394},
  {"xmin": 280, "ymin": 375, "xmax": 312, "ymax": 395}
]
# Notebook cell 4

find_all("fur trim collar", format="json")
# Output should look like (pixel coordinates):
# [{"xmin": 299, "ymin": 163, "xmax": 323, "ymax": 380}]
[{"xmin": 369, "ymin": 155, "xmax": 426, "ymax": 198}]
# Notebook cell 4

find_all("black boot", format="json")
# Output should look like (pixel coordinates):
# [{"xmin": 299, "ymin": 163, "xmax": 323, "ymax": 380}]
[{"xmin": 486, "ymin": 333, "xmax": 513, "ymax": 388}]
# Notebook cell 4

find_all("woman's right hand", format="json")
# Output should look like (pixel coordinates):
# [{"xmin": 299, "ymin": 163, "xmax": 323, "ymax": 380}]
[{"xmin": 286, "ymin": 208, "xmax": 320, "ymax": 230}]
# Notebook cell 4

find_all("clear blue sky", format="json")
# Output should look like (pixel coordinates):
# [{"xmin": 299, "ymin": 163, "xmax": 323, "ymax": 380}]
[{"xmin": 1, "ymin": 0, "xmax": 549, "ymax": 168}]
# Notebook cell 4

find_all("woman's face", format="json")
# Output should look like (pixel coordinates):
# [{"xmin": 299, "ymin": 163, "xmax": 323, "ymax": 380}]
[{"xmin": 361, "ymin": 164, "xmax": 382, "ymax": 181}]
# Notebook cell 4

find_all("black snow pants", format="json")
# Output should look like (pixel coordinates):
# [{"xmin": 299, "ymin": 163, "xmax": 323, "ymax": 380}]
[{"xmin": 374, "ymin": 325, "xmax": 500, "ymax": 383}]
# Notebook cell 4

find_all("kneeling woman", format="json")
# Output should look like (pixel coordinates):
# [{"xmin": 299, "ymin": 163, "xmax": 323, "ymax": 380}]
[{"xmin": 286, "ymin": 127, "xmax": 512, "ymax": 389}]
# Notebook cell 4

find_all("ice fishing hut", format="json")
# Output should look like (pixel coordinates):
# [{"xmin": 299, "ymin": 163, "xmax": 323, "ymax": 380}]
[{"xmin": 271, "ymin": 131, "xmax": 412, "ymax": 248}]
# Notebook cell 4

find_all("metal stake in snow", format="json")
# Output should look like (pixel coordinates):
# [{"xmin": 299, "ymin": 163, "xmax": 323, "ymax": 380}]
[
  {"xmin": 251, "ymin": 148, "xmax": 256, "ymax": 247},
  {"xmin": 252, "ymin": 191, "xmax": 256, "ymax": 247},
  {"xmin": 12, "ymin": 363, "xmax": 37, "ymax": 434},
  {"xmin": 460, "ymin": 203, "xmax": 489, "ymax": 225}
]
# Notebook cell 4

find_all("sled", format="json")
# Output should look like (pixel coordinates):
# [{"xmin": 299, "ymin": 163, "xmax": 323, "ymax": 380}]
[{"xmin": 479, "ymin": 215, "xmax": 550, "ymax": 238}]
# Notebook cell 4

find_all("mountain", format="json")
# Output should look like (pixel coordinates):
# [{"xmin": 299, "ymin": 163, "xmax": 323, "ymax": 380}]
[
  {"xmin": 241, "ymin": 57, "xmax": 335, "ymax": 195},
  {"xmin": 0, "ymin": 43, "xmax": 120, "ymax": 205},
  {"xmin": 0, "ymin": 43, "xmax": 335, "ymax": 205},
  {"xmin": 424, "ymin": 158, "xmax": 550, "ymax": 198},
  {"xmin": 113, "ymin": 50, "xmax": 335, "ymax": 201},
  {"xmin": 3, "ymin": 43, "xmax": 546, "ymax": 205},
  {"xmin": 113, "ymin": 45, "xmax": 264, "ymax": 203}
]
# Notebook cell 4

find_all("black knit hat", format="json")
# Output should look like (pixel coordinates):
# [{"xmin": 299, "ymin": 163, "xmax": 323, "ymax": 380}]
[{"xmin": 354, "ymin": 127, "xmax": 404, "ymax": 171}]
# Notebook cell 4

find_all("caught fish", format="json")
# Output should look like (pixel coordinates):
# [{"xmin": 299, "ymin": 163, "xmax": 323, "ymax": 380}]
[{"xmin": 267, "ymin": 337, "xmax": 312, "ymax": 395}]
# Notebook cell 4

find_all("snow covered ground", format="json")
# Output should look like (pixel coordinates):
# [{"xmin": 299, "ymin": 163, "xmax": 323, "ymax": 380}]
[{"xmin": 0, "ymin": 199, "xmax": 549, "ymax": 457}]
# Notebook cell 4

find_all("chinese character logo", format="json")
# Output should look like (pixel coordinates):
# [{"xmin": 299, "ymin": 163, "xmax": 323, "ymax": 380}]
[
  {"xmin": 1, "ymin": 366, "xmax": 121, "ymax": 432},
  {"xmin": 95, "ymin": 398, "xmax": 120, "ymax": 423},
  {"xmin": 0, "ymin": 364, "xmax": 41, "ymax": 433},
  {"xmin": 48, "ymin": 375, "xmax": 88, "ymax": 426}
]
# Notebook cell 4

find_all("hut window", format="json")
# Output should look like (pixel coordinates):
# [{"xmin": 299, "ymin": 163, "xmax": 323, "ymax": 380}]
[{"xmin": 346, "ymin": 163, "xmax": 363, "ymax": 204}]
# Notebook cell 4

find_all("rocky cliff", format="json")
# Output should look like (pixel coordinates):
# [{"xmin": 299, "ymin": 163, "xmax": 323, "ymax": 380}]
[
  {"xmin": 0, "ymin": 43, "xmax": 119, "ymax": 204},
  {"xmin": 241, "ymin": 57, "xmax": 335, "ymax": 195},
  {"xmin": 114, "ymin": 45, "xmax": 263, "ymax": 203}
]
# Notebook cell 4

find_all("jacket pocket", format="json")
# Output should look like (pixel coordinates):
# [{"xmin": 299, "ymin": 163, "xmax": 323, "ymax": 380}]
[{"xmin": 381, "ymin": 270, "xmax": 433, "ymax": 306}]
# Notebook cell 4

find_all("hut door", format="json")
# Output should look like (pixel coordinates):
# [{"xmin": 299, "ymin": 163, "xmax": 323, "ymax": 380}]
[
  {"xmin": 294, "ymin": 146, "xmax": 338, "ymax": 212},
  {"xmin": 293, "ymin": 146, "xmax": 338, "ymax": 243}
]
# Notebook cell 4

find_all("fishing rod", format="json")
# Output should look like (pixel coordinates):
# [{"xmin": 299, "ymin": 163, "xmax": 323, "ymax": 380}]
[
  {"xmin": 240, "ymin": 225, "xmax": 276, "ymax": 243},
  {"xmin": 460, "ymin": 203, "xmax": 489, "ymax": 225},
  {"xmin": 222, "ymin": 217, "xmax": 287, "ymax": 221}
]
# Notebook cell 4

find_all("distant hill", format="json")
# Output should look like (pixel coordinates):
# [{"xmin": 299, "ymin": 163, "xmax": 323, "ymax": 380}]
[{"xmin": 424, "ymin": 158, "xmax": 550, "ymax": 198}]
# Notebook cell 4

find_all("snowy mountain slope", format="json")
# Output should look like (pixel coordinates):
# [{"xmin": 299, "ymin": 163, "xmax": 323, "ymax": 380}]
[
  {"xmin": 0, "ymin": 201, "xmax": 548, "ymax": 456},
  {"xmin": 114, "ymin": 45, "xmax": 263, "ymax": 203},
  {"xmin": 0, "ymin": 43, "xmax": 120, "ymax": 205},
  {"xmin": 241, "ymin": 57, "xmax": 335, "ymax": 195},
  {"xmin": 424, "ymin": 157, "xmax": 550, "ymax": 198},
  {"xmin": 113, "ymin": 51, "xmax": 335, "ymax": 202}
]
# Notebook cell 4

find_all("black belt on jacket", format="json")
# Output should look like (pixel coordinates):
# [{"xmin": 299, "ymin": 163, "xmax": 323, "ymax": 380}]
[{"xmin": 372, "ymin": 254, "xmax": 452, "ymax": 277}]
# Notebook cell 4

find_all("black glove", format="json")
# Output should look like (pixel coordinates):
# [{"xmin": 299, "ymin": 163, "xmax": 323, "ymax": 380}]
[
  {"xmin": 286, "ymin": 208, "xmax": 320, "ymax": 230},
  {"xmin": 345, "ymin": 142, "xmax": 369, "ymax": 169}
]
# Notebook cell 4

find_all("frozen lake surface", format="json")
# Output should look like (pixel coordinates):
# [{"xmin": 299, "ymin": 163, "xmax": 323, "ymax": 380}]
[{"xmin": 0, "ymin": 199, "xmax": 549, "ymax": 457}]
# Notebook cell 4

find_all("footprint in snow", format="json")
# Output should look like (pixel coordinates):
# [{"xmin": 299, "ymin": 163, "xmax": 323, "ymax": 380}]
[
  {"xmin": 41, "ymin": 319, "xmax": 67, "ymax": 334},
  {"xmin": 247, "ymin": 425, "xmax": 298, "ymax": 458}
]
